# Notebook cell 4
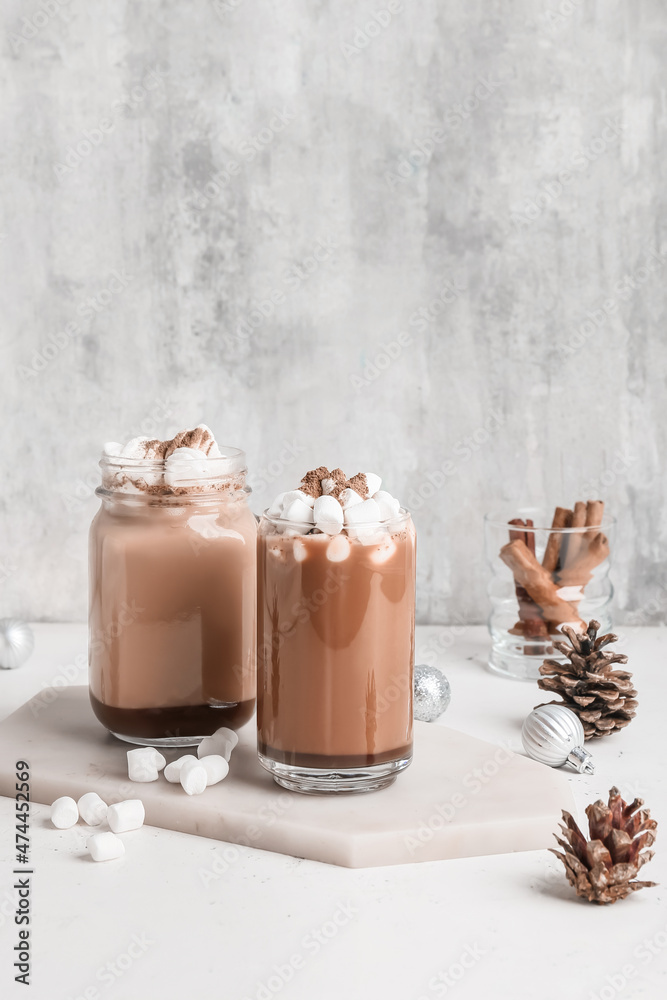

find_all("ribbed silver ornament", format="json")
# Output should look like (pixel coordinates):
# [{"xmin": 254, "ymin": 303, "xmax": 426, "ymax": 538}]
[
  {"xmin": 521, "ymin": 703, "xmax": 594, "ymax": 774},
  {"xmin": 0, "ymin": 619, "xmax": 35, "ymax": 669}
]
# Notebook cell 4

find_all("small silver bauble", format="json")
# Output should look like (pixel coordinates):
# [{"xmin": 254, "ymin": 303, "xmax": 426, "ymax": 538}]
[
  {"xmin": 0, "ymin": 619, "xmax": 35, "ymax": 669},
  {"xmin": 522, "ymin": 703, "xmax": 594, "ymax": 774},
  {"xmin": 413, "ymin": 664, "xmax": 451, "ymax": 723}
]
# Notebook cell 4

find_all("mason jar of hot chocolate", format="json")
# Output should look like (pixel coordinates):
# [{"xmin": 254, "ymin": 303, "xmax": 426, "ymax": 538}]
[{"xmin": 88, "ymin": 425, "xmax": 257, "ymax": 747}]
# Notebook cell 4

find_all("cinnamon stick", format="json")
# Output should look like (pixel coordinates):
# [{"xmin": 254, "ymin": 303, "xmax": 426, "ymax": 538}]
[
  {"xmin": 560, "ymin": 500, "xmax": 587, "ymax": 568},
  {"xmin": 508, "ymin": 519, "xmax": 548, "ymax": 641},
  {"xmin": 556, "ymin": 531, "xmax": 610, "ymax": 588},
  {"xmin": 500, "ymin": 539, "xmax": 585, "ymax": 629},
  {"xmin": 585, "ymin": 499, "xmax": 604, "ymax": 532},
  {"xmin": 542, "ymin": 507, "xmax": 573, "ymax": 573}
]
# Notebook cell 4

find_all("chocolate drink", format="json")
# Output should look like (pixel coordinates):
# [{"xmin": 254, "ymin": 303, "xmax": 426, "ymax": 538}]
[
  {"xmin": 257, "ymin": 496, "xmax": 416, "ymax": 788},
  {"xmin": 89, "ymin": 427, "xmax": 256, "ymax": 745}
]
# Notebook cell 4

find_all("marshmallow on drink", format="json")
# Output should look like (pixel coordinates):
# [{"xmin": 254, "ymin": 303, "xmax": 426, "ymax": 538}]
[
  {"xmin": 282, "ymin": 490, "xmax": 315, "ymax": 509},
  {"xmin": 121, "ymin": 436, "xmax": 152, "ymax": 459},
  {"xmin": 338, "ymin": 488, "xmax": 363, "ymax": 510},
  {"xmin": 50, "ymin": 796, "xmax": 79, "ymax": 829},
  {"xmin": 267, "ymin": 467, "xmax": 404, "ymax": 540},
  {"xmin": 164, "ymin": 447, "xmax": 211, "ymax": 487},
  {"xmin": 369, "ymin": 537, "xmax": 397, "ymax": 564},
  {"xmin": 267, "ymin": 491, "xmax": 287, "ymax": 516},
  {"xmin": 88, "ymin": 832, "xmax": 125, "ymax": 862},
  {"xmin": 293, "ymin": 539, "xmax": 308, "ymax": 561},
  {"xmin": 283, "ymin": 497, "xmax": 315, "ymax": 525},
  {"xmin": 344, "ymin": 498, "xmax": 386, "ymax": 544},
  {"xmin": 344, "ymin": 498, "xmax": 381, "ymax": 526},
  {"xmin": 313, "ymin": 495, "xmax": 344, "ymax": 535},
  {"xmin": 373, "ymin": 490, "xmax": 401, "ymax": 520},
  {"xmin": 362, "ymin": 473, "xmax": 382, "ymax": 496},
  {"xmin": 326, "ymin": 535, "xmax": 351, "ymax": 562},
  {"xmin": 198, "ymin": 727, "xmax": 239, "ymax": 762}
]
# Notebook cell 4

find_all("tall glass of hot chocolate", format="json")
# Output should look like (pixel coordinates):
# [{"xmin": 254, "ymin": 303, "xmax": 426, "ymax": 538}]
[
  {"xmin": 257, "ymin": 467, "xmax": 416, "ymax": 793},
  {"xmin": 89, "ymin": 425, "xmax": 257, "ymax": 747}
]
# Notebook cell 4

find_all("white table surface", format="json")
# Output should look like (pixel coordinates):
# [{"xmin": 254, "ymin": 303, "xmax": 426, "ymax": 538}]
[{"xmin": 0, "ymin": 624, "xmax": 665, "ymax": 1000}]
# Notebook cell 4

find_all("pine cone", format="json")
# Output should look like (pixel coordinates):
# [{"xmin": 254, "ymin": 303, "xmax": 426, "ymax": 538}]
[
  {"xmin": 537, "ymin": 619, "xmax": 637, "ymax": 739},
  {"xmin": 552, "ymin": 786, "xmax": 657, "ymax": 904}
]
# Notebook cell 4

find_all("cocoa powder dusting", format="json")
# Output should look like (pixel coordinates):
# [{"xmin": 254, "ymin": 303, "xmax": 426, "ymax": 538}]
[
  {"xmin": 142, "ymin": 439, "xmax": 170, "ymax": 459},
  {"xmin": 163, "ymin": 426, "xmax": 215, "ymax": 458},
  {"xmin": 299, "ymin": 466, "xmax": 329, "ymax": 498},
  {"xmin": 297, "ymin": 467, "xmax": 370, "ymax": 502},
  {"xmin": 346, "ymin": 473, "xmax": 369, "ymax": 498}
]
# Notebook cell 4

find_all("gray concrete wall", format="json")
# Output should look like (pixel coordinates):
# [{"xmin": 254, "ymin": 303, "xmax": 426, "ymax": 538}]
[{"xmin": 1, "ymin": 0, "xmax": 666, "ymax": 624}]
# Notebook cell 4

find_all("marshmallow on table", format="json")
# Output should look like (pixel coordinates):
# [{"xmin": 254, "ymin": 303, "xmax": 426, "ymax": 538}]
[
  {"xmin": 88, "ymin": 832, "xmax": 125, "ymax": 862},
  {"xmin": 127, "ymin": 747, "xmax": 166, "ymax": 782},
  {"xmin": 77, "ymin": 792, "xmax": 107, "ymax": 826},
  {"xmin": 107, "ymin": 800, "xmax": 145, "ymax": 833},
  {"xmin": 313, "ymin": 495, "xmax": 344, "ymax": 535},
  {"xmin": 50, "ymin": 796, "xmax": 79, "ymax": 829},
  {"xmin": 198, "ymin": 727, "xmax": 239, "ymax": 762},
  {"xmin": 197, "ymin": 755, "xmax": 229, "ymax": 786},
  {"xmin": 180, "ymin": 758, "xmax": 208, "ymax": 795},
  {"xmin": 164, "ymin": 754, "xmax": 199, "ymax": 783},
  {"xmin": 363, "ymin": 473, "xmax": 382, "ymax": 496}
]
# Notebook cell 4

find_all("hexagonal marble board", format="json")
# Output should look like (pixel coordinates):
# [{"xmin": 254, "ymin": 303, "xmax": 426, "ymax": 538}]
[{"xmin": 0, "ymin": 687, "xmax": 574, "ymax": 868}]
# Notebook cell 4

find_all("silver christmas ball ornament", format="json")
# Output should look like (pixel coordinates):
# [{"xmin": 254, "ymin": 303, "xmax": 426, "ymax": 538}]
[
  {"xmin": 413, "ymin": 664, "xmax": 451, "ymax": 723},
  {"xmin": 0, "ymin": 619, "xmax": 35, "ymax": 670},
  {"xmin": 522, "ymin": 704, "xmax": 594, "ymax": 774}
]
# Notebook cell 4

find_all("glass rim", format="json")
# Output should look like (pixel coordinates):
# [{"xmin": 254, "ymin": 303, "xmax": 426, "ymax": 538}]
[
  {"xmin": 260, "ymin": 506, "xmax": 411, "ymax": 531},
  {"xmin": 95, "ymin": 483, "xmax": 251, "ymax": 502},
  {"xmin": 484, "ymin": 506, "xmax": 615, "ymax": 532},
  {"xmin": 100, "ymin": 444, "xmax": 246, "ymax": 472}
]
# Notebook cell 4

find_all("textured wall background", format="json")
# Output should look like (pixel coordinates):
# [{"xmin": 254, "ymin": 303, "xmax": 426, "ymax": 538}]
[{"xmin": 1, "ymin": 0, "xmax": 666, "ymax": 624}]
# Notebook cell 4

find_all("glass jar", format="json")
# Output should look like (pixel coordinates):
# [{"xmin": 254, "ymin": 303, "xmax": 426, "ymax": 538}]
[
  {"xmin": 257, "ymin": 510, "xmax": 416, "ymax": 793},
  {"xmin": 485, "ymin": 506, "xmax": 615, "ymax": 680},
  {"xmin": 89, "ymin": 448, "xmax": 257, "ymax": 746}
]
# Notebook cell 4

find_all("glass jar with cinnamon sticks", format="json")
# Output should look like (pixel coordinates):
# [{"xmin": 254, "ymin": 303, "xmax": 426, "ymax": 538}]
[{"xmin": 484, "ymin": 502, "xmax": 615, "ymax": 679}]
